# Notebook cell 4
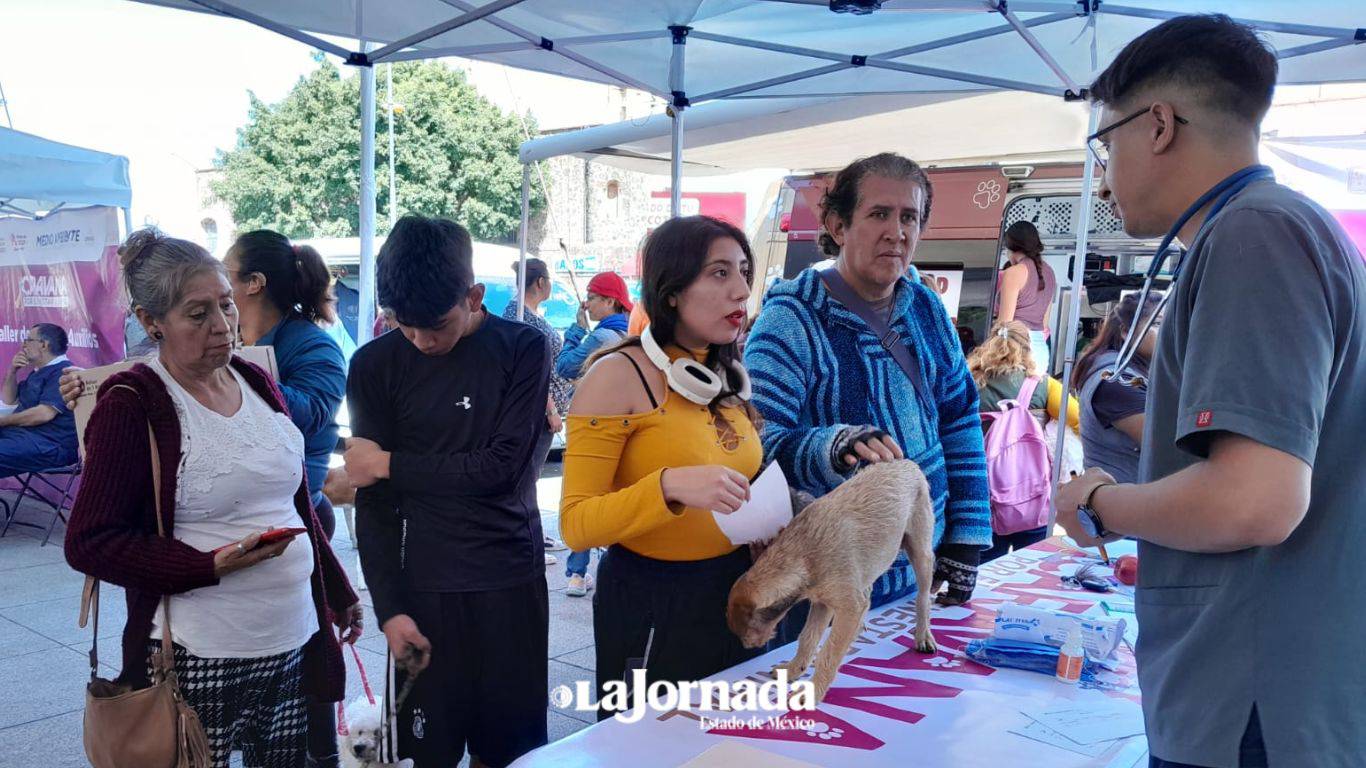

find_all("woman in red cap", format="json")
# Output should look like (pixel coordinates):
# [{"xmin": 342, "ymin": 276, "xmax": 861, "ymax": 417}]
[
  {"xmin": 554, "ymin": 271, "xmax": 633, "ymax": 595},
  {"xmin": 556, "ymin": 271, "xmax": 634, "ymax": 383}
]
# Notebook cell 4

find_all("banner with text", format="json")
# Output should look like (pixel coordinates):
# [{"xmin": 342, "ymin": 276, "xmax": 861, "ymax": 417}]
[{"xmin": 0, "ymin": 207, "xmax": 126, "ymax": 369}]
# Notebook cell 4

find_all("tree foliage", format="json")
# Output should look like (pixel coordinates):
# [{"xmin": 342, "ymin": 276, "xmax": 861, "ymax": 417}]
[{"xmin": 213, "ymin": 59, "xmax": 540, "ymax": 242}]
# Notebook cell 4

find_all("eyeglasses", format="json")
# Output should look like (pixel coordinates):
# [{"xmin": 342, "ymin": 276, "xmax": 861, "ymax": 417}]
[{"xmin": 1087, "ymin": 106, "xmax": 1189, "ymax": 172}]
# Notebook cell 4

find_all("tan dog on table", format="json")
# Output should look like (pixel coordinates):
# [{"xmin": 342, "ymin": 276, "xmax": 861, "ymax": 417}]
[{"xmin": 727, "ymin": 460, "xmax": 937, "ymax": 704}]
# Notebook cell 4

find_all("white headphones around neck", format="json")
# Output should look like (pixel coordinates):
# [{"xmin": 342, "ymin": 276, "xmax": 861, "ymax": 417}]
[{"xmin": 640, "ymin": 324, "xmax": 751, "ymax": 406}]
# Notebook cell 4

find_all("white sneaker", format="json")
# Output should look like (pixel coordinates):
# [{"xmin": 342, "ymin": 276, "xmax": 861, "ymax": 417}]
[
  {"xmin": 545, "ymin": 552, "xmax": 559, "ymax": 566},
  {"xmin": 544, "ymin": 535, "xmax": 567, "ymax": 552},
  {"xmin": 566, "ymin": 574, "xmax": 594, "ymax": 597}
]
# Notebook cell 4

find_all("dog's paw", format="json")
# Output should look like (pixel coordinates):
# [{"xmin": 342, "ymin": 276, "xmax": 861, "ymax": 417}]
[
  {"xmin": 771, "ymin": 659, "xmax": 809, "ymax": 680},
  {"xmin": 915, "ymin": 628, "xmax": 938, "ymax": 654}
]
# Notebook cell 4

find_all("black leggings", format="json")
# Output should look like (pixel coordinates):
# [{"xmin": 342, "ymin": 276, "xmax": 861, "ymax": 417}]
[
  {"xmin": 307, "ymin": 493, "xmax": 339, "ymax": 766},
  {"xmin": 592, "ymin": 545, "xmax": 760, "ymax": 721}
]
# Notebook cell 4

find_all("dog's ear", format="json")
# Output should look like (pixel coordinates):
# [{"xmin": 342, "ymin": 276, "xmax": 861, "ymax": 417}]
[{"xmin": 757, "ymin": 592, "xmax": 799, "ymax": 624}]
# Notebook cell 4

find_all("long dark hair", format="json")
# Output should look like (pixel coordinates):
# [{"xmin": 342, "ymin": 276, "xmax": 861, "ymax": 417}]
[
  {"xmin": 589, "ymin": 215, "xmax": 758, "ymax": 423},
  {"xmin": 1004, "ymin": 220, "xmax": 1047, "ymax": 291},
  {"xmin": 1072, "ymin": 292, "xmax": 1163, "ymax": 390},
  {"xmin": 228, "ymin": 230, "xmax": 336, "ymax": 324}
]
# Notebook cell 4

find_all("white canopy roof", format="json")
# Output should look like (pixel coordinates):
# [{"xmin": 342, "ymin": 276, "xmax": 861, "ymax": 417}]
[
  {"xmin": 0, "ymin": 126, "xmax": 132, "ymax": 215},
  {"xmin": 522, "ymin": 90, "xmax": 1089, "ymax": 171},
  {"xmin": 136, "ymin": 1, "xmax": 1366, "ymax": 104}
]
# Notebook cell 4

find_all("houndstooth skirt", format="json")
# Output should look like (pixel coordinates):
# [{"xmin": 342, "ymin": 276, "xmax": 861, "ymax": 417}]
[{"xmin": 145, "ymin": 641, "xmax": 307, "ymax": 768}]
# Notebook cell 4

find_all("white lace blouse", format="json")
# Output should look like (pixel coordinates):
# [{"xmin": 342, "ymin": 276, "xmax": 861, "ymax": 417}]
[{"xmin": 148, "ymin": 358, "xmax": 318, "ymax": 659}]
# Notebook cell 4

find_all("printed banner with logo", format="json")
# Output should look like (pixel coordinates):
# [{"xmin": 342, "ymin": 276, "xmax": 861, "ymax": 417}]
[
  {"xmin": 0, "ymin": 207, "xmax": 125, "ymax": 369},
  {"xmin": 520, "ymin": 539, "xmax": 1146, "ymax": 768}
]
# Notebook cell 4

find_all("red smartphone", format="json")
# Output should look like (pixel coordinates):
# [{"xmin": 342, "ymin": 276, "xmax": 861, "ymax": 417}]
[{"xmin": 214, "ymin": 527, "xmax": 307, "ymax": 554}]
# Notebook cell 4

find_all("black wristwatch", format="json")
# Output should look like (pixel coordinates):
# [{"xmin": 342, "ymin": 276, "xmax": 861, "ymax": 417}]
[{"xmin": 1076, "ymin": 483, "xmax": 1114, "ymax": 539}]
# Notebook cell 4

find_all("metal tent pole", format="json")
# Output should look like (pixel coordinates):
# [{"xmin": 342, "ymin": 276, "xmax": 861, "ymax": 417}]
[
  {"xmin": 358, "ymin": 48, "xmax": 378, "ymax": 345},
  {"xmin": 669, "ymin": 26, "xmax": 689, "ymax": 218},
  {"xmin": 517, "ymin": 164, "xmax": 531, "ymax": 319},
  {"xmin": 1048, "ymin": 101, "xmax": 1102, "ymax": 526},
  {"xmin": 387, "ymin": 62, "xmax": 397, "ymax": 228}
]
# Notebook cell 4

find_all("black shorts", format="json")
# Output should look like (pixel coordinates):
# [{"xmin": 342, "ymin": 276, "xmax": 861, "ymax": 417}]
[{"xmin": 377, "ymin": 578, "xmax": 549, "ymax": 768}]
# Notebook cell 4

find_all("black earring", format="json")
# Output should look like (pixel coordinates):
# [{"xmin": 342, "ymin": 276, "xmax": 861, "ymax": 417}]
[{"xmin": 153, "ymin": 331, "xmax": 164, "ymax": 341}]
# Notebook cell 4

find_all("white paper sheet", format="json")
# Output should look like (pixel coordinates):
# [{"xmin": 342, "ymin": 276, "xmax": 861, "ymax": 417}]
[
  {"xmin": 1024, "ymin": 703, "xmax": 1147, "ymax": 745},
  {"xmin": 1008, "ymin": 719, "xmax": 1119, "ymax": 758},
  {"xmin": 712, "ymin": 462, "xmax": 793, "ymax": 545}
]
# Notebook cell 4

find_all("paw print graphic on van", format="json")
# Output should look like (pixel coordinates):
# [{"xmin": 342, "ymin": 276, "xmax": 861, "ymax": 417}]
[{"xmin": 973, "ymin": 179, "xmax": 1003, "ymax": 210}]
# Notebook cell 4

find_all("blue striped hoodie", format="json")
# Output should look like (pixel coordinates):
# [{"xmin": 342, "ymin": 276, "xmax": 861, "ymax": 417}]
[{"xmin": 744, "ymin": 268, "xmax": 991, "ymax": 606}]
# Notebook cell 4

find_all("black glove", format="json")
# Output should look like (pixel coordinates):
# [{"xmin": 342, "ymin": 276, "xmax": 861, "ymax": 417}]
[
  {"xmin": 830, "ymin": 425, "xmax": 889, "ymax": 474},
  {"xmin": 932, "ymin": 542, "xmax": 981, "ymax": 606}
]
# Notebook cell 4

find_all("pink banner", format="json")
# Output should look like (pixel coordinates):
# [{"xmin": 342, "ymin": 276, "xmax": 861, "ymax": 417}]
[{"xmin": 0, "ymin": 206, "xmax": 126, "ymax": 369}]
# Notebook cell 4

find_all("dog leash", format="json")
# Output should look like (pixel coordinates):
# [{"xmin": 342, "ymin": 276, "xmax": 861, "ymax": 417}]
[{"xmin": 336, "ymin": 641, "xmax": 376, "ymax": 737}]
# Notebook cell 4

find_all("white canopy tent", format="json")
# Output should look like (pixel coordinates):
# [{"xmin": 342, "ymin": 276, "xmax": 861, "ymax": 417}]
[
  {"xmin": 130, "ymin": 0, "xmax": 1366, "ymax": 343},
  {"xmin": 521, "ymin": 90, "xmax": 1091, "ymax": 173},
  {"xmin": 129, "ymin": 0, "xmax": 1365, "ymax": 498},
  {"xmin": 0, "ymin": 126, "xmax": 133, "ymax": 231}
]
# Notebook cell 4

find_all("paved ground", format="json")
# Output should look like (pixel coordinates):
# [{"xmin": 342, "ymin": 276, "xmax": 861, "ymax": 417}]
[{"xmin": 0, "ymin": 461, "xmax": 596, "ymax": 768}]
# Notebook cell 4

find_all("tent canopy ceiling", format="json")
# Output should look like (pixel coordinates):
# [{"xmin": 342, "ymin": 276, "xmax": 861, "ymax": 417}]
[
  {"xmin": 135, "ymin": 1, "xmax": 1366, "ymax": 105},
  {"xmin": 523, "ymin": 90, "xmax": 1091, "ymax": 172},
  {"xmin": 0, "ymin": 127, "xmax": 132, "ymax": 214}
]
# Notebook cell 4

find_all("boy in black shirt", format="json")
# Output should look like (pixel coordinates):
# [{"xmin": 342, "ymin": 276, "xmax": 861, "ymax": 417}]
[{"xmin": 344, "ymin": 215, "xmax": 550, "ymax": 767}]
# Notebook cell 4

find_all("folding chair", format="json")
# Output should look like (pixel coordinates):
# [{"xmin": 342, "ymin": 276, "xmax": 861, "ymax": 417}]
[{"xmin": 0, "ymin": 463, "xmax": 81, "ymax": 546}]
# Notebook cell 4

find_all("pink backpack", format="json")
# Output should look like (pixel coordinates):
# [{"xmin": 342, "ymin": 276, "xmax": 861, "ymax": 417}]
[{"xmin": 981, "ymin": 376, "xmax": 1054, "ymax": 535}]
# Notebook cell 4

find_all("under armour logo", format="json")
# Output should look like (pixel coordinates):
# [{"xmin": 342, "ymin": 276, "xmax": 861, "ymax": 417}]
[{"xmin": 456, "ymin": 397, "xmax": 472, "ymax": 410}]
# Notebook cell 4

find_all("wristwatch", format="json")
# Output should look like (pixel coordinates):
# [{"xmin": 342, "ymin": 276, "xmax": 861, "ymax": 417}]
[{"xmin": 1076, "ymin": 482, "xmax": 1114, "ymax": 539}]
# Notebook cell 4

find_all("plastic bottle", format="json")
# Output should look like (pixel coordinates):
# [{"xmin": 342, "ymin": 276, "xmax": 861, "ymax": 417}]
[{"xmin": 1055, "ymin": 628, "xmax": 1084, "ymax": 684}]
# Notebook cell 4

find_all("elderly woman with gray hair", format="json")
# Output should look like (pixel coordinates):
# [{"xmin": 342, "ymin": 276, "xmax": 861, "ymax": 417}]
[{"xmin": 64, "ymin": 229, "xmax": 359, "ymax": 768}]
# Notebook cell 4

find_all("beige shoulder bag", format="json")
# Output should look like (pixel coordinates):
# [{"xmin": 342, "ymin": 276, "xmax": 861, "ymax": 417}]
[{"xmin": 79, "ymin": 407, "xmax": 211, "ymax": 768}]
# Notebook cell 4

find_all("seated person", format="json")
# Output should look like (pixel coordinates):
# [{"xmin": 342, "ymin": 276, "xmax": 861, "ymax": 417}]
[{"xmin": 0, "ymin": 324, "xmax": 79, "ymax": 475}]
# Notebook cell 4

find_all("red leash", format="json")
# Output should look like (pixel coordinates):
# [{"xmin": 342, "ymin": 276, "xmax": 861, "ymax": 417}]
[{"xmin": 336, "ymin": 640, "xmax": 376, "ymax": 737}]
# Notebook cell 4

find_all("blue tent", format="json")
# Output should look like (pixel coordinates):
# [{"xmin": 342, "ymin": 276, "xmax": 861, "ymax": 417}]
[{"xmin": 0, "ymin": 126, "xmax": 131, "ymax": 217}]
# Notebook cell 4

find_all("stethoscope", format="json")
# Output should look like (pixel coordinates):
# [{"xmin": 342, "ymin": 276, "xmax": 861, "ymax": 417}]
[{"xmin": 1106, "ymin": 165, "xmax": 1276, "ymax": 383}]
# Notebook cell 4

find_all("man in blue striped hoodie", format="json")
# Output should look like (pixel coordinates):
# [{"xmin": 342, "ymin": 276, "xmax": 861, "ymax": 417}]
[{"xmin": 745, "ymin": 153, "xmax": 991, "ymax": 618}]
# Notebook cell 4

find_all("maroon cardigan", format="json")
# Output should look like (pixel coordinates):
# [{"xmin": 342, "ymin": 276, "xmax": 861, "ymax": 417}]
[{"xmin": 64, "ymin": 357, "xmax": 357, "ymax": 701}]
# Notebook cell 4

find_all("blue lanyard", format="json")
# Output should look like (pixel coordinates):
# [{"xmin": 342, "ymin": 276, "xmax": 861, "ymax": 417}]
[{"xmin": 1110, "ymin": 165, "xmax": 1275, "ymax": 379}]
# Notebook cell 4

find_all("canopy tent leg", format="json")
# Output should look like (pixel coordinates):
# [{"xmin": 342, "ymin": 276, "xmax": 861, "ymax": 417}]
[
  {"xmin": 1049, "ymin": 101, "xmax": 1102, "ymax": 526},
  {"xmin": 669, "ymin": 26, "xmax": 689, "ymax": 218},
  {"xmin": 517, "ymin": 163, "xmax": 531, "ymax": 318},
  {"xmin": 358, "ymin": 50, "xmax": 378, "ymax": 345}
]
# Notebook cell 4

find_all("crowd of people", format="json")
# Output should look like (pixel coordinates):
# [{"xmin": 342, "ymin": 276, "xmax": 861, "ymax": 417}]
[{"xmin": 52, "ymin": 13, "xmax": 1365, "ymax": 768}]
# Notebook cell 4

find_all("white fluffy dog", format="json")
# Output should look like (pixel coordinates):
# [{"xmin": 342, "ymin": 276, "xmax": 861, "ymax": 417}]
[{"xmin": 339, "ymin": 696, "xmax": 414, "ymax": 768}]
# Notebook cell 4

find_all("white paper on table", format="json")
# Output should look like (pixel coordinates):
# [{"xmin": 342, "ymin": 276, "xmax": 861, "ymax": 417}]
[
  {"xmin": 677, "ymin": 741, "xmax": 822, "ymax": 768},
  {"xmin": 711, "ymin": 462, "xmax": 793, "ymax": 545},
  {"xmin": 1025, "ymin": 703, "xmax": 1147, "ymax": 745},
  {"xmin": 1009, "ymin": 719, "xmax": 1120, "ymax": 758}
]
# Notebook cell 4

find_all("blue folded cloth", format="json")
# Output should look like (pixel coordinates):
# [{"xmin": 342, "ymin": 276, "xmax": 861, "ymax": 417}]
[{"xmin": 964, "ymin": 637, "xmax": 1104, "ymax": 682}]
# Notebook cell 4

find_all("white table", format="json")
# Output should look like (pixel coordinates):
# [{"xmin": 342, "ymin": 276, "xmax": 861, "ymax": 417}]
[{"xmin": 516, "ymin": 538, "xmax": 1147, "ymax": 768}]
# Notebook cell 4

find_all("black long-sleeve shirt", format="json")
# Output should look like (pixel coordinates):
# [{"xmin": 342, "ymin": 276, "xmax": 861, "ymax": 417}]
[{"xmin": 347, "ymin": 312, "xmax": 550, "ymax": 626}]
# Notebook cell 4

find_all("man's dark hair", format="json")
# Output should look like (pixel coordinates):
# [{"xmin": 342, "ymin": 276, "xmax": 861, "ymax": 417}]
[
  {"xmin": 377, "ymin": 215, "xmax": 474, "ymax": 329},
  {"xmin": 31, "ymin": 323, "xmax": 67, "ymax": 355},
  {"xmin": 1089, "ymin": 14, "xmax": 1277, "ymax": 127}
]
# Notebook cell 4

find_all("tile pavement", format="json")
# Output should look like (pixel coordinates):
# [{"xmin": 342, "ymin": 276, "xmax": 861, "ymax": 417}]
[{"xmin": 0, "ymin": 465, "xmax": 600, "ymax": 767}]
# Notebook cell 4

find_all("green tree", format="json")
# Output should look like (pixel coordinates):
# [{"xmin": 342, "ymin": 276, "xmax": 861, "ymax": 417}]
[{"xmin": 213, "ymin": 58, "xmax": 540, "ymax": 242}]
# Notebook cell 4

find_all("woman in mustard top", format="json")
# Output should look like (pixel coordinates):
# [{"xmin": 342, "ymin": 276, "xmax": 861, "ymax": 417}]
[{"xmin": 561, "ymin": 216, "xmax": 764, "ymax": 719}]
